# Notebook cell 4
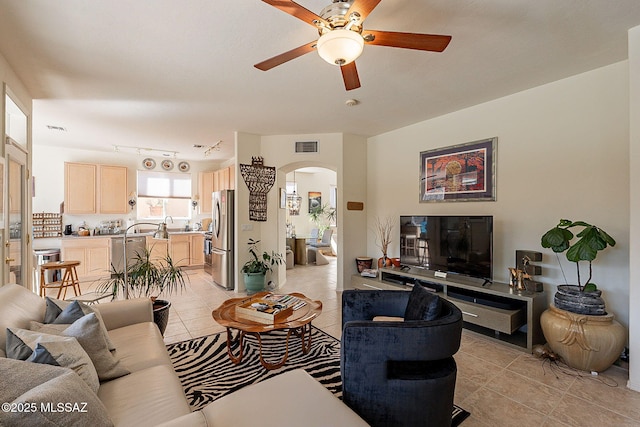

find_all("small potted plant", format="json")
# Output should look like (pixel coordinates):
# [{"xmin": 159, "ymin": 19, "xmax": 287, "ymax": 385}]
[
  {"xmin": 241, "ymin": 238, "xmax": 285, "ymax": 294},
  {"xmin": 98, "ymin": 247, "xmax": 187, "ymax": 335},
  {"xmin": 539, "ymin": 218, "xmax": 625, "ymax": 372}
]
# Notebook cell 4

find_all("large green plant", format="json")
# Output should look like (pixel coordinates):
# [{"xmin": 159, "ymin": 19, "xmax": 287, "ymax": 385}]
[
  {"xmin": 241, "ymin": 238, "xmax": 284, "ymax": 275},
  {"xmin": 540, "ymin": 219, "xmax": 616, "ymax": 291},
  {"xmin": 99, "ymin": 246, "xmax": 187, "ymax": 299}
]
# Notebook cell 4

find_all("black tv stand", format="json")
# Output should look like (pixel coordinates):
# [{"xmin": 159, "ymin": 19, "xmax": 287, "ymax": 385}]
[{"xmin": 350, "ymin": 267, "xmax": 547, "ymax": 352}]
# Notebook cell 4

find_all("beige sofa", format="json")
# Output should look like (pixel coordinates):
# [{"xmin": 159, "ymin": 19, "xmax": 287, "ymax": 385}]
[{"xmin": 0, "ymin": 284, "xmax": 368, "ymax": 427}]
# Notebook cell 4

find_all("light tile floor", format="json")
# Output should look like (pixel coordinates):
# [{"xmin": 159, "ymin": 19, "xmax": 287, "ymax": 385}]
[{"xmin": 106, "ymin": 259, "xmax": 639, "ymax": 427}]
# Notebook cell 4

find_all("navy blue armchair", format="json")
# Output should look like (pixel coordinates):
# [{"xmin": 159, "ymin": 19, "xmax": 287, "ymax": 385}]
[{"xmin": 341, "ymin": 288, "xmax": 463, "ymax": 427}]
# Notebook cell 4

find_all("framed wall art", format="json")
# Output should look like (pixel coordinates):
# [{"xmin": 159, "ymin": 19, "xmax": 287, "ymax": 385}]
[
  {"xmin": 280, "ymin": 188, "xmax": 287, "ymax": 209},
  {"xmin": 420, "ymin": 137, "xmax": 497, "ymax": 202},
  {"xmin": 308, "ymin": 191, "xmax": 321, "ymax": 213}
]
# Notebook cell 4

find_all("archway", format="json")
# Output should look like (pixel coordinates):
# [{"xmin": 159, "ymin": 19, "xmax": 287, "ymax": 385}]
[{"xmin": 277, "ymin": 162, "xmax": 338, "ymax": 289}]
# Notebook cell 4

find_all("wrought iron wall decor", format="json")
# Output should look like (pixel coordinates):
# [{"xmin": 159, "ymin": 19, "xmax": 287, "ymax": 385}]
[{"xmin": 239, "ymin": 157, "xmax": 276, "ymax": 221}]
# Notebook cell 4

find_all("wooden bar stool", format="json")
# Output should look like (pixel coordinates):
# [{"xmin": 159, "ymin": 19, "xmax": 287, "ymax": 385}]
[{"xmin": 39, "ymin": 260, "xmax": 82, "ymax": 299}]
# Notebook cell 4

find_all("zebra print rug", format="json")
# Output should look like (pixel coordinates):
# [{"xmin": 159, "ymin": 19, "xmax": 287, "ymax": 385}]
[
  {"xmin": 166, "ymin": 327, "xmax": 342, "ymax": 410},
  {"xmin": 167, "ymin": 327, "xmax": 470, "ymax": 426}
]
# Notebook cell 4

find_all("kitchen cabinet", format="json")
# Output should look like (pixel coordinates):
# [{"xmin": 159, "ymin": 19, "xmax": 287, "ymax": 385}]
[
  {"xmin": 227, "ymin": 164, "xmax": 235, "ymax": 190},
  {"xmin": 65, "ymin": 163, "xmax": 97, "ymax": 214},
  {"xmin": 146, "ymin": 236, "xmax": 169, "ymax": 265},
  {"xmin": 198, "ymin": 164, "xmax": 235, "ymax": 214},
  {"xmin": 219, "ymin": 167, "xmax": 229, "ymax": 191},
  {"xmin": 61, "ymin": 237, "xmax": 111, "ymax": 280},
  {"xmin": 64, "ymin": 162, "xmax": 128, "ymax": 214},
  {"xmin": 198, "ymin": 171, "xmax": 215, "ymax": 214},
  {"xmin": 190, "ymin": 234, "xmax": 205, "ymax": 266},
  {"xmin": 147, "ymin": 233, "xmax": 204, "ymax": 267},
  {"xmin": 169, "ymin": 234, "xmax": 191, "ymax": 267},
  {"xmin": 99, "ymin": 165, "xmax": 128, "ymax": 213}
]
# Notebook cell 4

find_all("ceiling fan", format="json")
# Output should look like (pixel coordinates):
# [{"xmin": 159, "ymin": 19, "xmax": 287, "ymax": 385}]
[{"xmin": 254, "ymin": 0, "xmax": 452, "ymax": 91}]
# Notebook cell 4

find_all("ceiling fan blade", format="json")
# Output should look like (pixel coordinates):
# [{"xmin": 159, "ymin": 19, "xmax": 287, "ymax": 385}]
[
  {"xmin": 363, "ymin": 30, "xmax": 451, "ymax": 52},
  {"xmin": 254, "ymin": 41, "xmax": 317, "ymax": 71},
  {"xmin": 346, "ymin": 0, "xmax": 381, "ymax": 23},
  {"xmin": 261, "ymin": 0, "xmax": 326, "ymax": 26},
  {"xmin": 340, "ymin": 62, "xmax": 361, "ymax": 91}
]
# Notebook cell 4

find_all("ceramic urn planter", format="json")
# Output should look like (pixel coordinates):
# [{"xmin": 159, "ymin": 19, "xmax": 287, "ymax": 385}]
[{"xmin": 540, "ymin": 304, "xmax": 625, "ymax": 372}]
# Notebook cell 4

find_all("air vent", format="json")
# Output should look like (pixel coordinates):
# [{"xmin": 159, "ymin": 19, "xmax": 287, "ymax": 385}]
[{"xmin": 295, "ymin": 141, "xmax": 318, "ymax": 153}]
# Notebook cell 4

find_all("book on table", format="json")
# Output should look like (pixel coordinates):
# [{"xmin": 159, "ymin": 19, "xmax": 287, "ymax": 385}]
[{"xmin": 235, "ymin": 294, "xmax": 300, "ymax": 323}]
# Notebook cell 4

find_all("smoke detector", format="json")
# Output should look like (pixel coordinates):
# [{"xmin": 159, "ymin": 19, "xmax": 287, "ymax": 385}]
[{"xmin": 345, "ymin": 99, "xmax": 359, "ymax": 107}]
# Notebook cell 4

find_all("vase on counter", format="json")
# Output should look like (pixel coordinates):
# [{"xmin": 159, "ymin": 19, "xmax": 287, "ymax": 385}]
[{"xmin": 377, "ymin": 255, "xmax": 392, "ymax": 268}]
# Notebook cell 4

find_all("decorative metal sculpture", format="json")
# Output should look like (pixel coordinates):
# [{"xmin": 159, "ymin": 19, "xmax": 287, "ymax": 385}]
[{"xmin": 239, "ymin": 157, "xmax": 276, "ymax": 222}]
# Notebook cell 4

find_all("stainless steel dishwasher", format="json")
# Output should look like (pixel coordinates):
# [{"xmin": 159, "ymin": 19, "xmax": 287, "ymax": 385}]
[{"xmin": 110, "ymin": 235, "xmax": 147, "ymax": 273}]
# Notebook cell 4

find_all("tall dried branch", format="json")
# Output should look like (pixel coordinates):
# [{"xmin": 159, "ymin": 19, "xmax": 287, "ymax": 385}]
[{"xmin": 373, "ymin": 216, "xmax": 394, "ymax": 256}]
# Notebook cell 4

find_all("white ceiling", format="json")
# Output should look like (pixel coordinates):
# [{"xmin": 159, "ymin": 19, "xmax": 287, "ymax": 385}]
[{"xmin": 1, "ymin": 0, "xmax": 640, "ymax": 161}]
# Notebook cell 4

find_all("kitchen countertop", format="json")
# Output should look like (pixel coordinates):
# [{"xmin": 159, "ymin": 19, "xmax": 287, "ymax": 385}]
[{"xmin": 60, "ymin": 230, "xmax": 205, "ymax": 239}]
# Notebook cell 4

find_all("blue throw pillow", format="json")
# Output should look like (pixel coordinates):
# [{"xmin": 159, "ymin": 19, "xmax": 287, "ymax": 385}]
[
  {"xmin": 52, "ymin": 301, "xmax": 85, "ymax": 324},
  {"xmin": 404, "ymin": 284, "xmax": 442, "ymax": 321}
]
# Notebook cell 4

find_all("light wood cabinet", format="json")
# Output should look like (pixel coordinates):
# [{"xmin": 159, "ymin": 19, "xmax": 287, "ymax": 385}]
[
  {"xmin": 219, "ymin": 167, "xmax": 229, "ymax": 191},
  {"xmin": 198, "ymin": 171, "xmax": 215, "ymax": 214},
  {"xmin": 199, "ymin": 164, "xmax": 235, "ymax": 214},
  {"xmin": 65, "ymin": 163, "xmax": 97, "ymax": 214},
  {"xmin": 99, "ymin": 165, "xmax": 128, "ymax": 213},
  {"xmin": 146, "ymin": 233, "xmax": 205, "ymax": 267},
  {"xmin": 169, "ymin": 234, "xmax": 191, "ymax": 267},
  {"xmin": 146, "ymin": 236, "xmax": 169, "ymax": 265},
  {"xmin": 227, "ymin": 165, "xmax": 235, "ymax": 190},
  {"xmin": 64, "ymin": 162, "xmax": 128, "ymax": 214},
  {"xmin": 61, "ymin": 238, "xmax": 111, "ymax": 280},
  {"xmin": 190, "ymin": 234, "xmax": 205, "ymax": 266},
  {"xmin": 213, "ymin": 170, "xmax": 220, "ymax": 193}
]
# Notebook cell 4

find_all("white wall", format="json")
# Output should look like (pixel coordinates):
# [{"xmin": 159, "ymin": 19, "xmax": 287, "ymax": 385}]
[
  {"xmin": 368, "ymin": 61, "xmax": 631, "ymax": 332},
  {"xmin": 628, "ymin": 25, "xmax": 640, "ymax": 391}
]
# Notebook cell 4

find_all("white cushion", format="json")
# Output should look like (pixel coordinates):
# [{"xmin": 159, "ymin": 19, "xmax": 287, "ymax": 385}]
[
  {"xmin": 98, "ymin": 364, "xmax": 191, "ymax": 426},
  {"xmin": 197, "ymin": 369, "xmax": 369, "ymax": 427}
]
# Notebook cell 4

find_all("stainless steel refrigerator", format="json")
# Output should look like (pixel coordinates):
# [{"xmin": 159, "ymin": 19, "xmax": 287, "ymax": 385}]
[{"xmin": 210, "ymin": 190, "xmax": 234, "ymax": 290}]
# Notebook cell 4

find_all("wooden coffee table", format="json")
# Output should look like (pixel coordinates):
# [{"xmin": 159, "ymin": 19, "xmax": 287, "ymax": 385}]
[{"xmin": 212, "ymin": 292, "xmax": 322, "ymax": 370}]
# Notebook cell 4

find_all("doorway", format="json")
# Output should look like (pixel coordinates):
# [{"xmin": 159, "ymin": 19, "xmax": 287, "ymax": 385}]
[{"xmin": 282, "ymin": 166, "xmax": 337, "ymax": 286}]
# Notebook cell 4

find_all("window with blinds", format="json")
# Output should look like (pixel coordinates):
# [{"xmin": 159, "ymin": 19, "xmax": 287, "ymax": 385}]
[{"xmin": 137, "ymin": 170, "xmax": 192, "ymax": 219}]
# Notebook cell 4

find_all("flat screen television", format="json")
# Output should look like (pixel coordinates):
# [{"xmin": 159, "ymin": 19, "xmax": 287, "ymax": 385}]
[{"xmin": 399, "ymin": 215, "xmax": 493, "ymax": 282}]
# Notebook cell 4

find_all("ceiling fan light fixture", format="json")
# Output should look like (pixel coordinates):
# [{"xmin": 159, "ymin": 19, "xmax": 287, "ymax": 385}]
[{"xmin": 317, "ymin": 29, "xmax": 364, "ymax": 66}]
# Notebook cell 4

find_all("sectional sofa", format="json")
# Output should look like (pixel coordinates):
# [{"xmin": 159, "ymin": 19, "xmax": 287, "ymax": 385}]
[{"xmin": 0, "ymin": 283, "xmax": 368, "ymax": 426}]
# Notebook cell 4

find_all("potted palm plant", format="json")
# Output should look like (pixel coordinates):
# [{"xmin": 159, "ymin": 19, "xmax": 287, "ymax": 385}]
[
  {"xmin": 539, "ymin": 218, "xmax": 624, "ymax": 372},
  {"xmin": 241, "ymin": 238, "xmax": 285, "ymax": 294},
  {"xmin": 308, "ymin": 203, "xmax": 334, "ymax": 238},
  {"xmin": 98, "ymin": 247, "xmax": 187, "ymax": 336}
]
